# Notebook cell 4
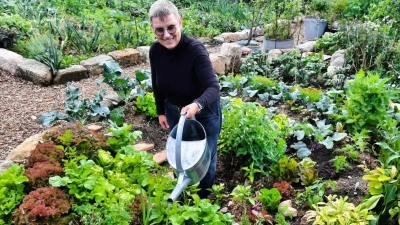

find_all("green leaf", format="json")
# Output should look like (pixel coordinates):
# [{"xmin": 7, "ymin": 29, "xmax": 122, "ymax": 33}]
[
  {"xmin": 320, "ymin": 136, "xmax": 334, "ymax": 149},
  {"xmin": 331, "ymin": 132, "xmax": 347, "ymax": 141},
  {"xmin": 38, "ymin": 110, "xmax": 67, "ymax": 126},
  {"xmin": 384, "ymin": 183, "xmax": 397, "ymax": 205},
  {"xmin": 359, "ymin": 194, "xmax": 384, "ymax": 210},
  {"xmin": 110, "ymin": 108, "xmax": 125, "ymax": 126},
  {"xmin": 101, "ymin": 61, "xmax": 123, "ymax": 74}
]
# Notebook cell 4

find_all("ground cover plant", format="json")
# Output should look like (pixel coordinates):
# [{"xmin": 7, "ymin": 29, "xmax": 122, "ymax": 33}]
[{"xmin": 3, "ymin": 0, "xmax": 400, "ymax": 224}]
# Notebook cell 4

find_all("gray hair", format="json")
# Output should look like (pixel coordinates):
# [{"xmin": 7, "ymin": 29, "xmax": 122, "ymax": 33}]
[{"xmin": 149, "ymin": 0, "xmax": 180, "ymax": 22}]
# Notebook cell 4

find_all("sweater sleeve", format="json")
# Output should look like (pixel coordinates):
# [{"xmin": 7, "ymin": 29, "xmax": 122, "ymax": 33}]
[
  {"xmin": 192, "ymin": 45, "xmax": 220, "ymax": 107},
  {"xmin": 150, "ymin": 45, "xmax": 166, "ymax": 115}
]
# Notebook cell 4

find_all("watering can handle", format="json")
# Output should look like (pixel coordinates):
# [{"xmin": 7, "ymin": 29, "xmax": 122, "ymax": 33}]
[
  {"xmin": 175, "ymin": 113, "xmax": 197, "ymax": 172},
  {"xmin": 175, "ymin": 114, "xmax": 186, "ymax": 172}
]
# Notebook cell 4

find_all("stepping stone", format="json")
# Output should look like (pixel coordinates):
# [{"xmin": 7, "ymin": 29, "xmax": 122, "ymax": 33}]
[
  {"xmin": 134, "ymin": 143, "xmax": 154, "ymax": 151},
  {"xmin": 168, "ymin": 171, "xmax": 175, "ymax": 179},
  {"xmin": 153, "ymin": 150, "xmax": 167, "ymax": 164},
  {"xmin": 87, "ymin": 125, "xmax": 103, "ymax": 132}
]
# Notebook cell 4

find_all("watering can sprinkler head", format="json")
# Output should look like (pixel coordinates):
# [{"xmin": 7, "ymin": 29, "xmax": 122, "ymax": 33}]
[{"xmin": 167, "ymin": 173, "xmax": 191, "ymax": 204}]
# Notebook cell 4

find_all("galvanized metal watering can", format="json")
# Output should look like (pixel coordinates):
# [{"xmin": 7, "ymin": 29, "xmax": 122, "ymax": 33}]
[{"xmin": 166, "ymin": 114, "xmax": 210, "ymax": 203}]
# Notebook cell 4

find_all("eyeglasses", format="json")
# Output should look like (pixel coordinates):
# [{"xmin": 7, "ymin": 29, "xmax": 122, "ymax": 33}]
[{"xmin": 154, "ymin": 25, "xmax": 177, "ymax": 36}]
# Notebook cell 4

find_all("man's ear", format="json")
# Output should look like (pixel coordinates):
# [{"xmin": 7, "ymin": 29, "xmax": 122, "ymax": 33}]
[{"xmin": 178, "ymin": 17, "xmax": 183, "ymax": 28}]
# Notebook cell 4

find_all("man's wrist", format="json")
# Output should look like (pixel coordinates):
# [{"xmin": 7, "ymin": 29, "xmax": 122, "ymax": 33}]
[{"xmin": 193, "ymin": 101, "xmax": 203, "ymax": 113}]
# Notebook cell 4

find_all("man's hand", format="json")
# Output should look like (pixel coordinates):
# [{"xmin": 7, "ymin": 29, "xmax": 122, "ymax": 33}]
[
  {"xmin": 181, "ymin": 103, "xmax": 199, "ymax": 119},
  {"xmin": 158, "ymin": 115, "xmax": 169, "ymax": 130}
]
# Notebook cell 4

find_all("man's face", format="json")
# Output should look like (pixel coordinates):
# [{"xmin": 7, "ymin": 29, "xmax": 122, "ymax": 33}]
[{"xmin": 151, "ymin": 14, "xmax": 182, "ymax": 50}]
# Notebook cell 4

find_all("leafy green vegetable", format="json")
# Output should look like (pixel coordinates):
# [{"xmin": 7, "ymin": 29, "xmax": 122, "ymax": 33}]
[
  {"xmin": 257, "ymin": 188, "xmax": 282, "ymax": 211},
  {"xmin": 0, "ymin": 164, "xmax": 28, "ymax": 220}
]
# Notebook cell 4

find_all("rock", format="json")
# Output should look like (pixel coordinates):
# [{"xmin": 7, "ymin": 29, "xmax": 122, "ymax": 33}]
[
  {"xmin": 53, "ymin": 65, "xmax": 88, "ymax": 84},
  {"xmin": 220, "ymin": 43, "xmax": 242, "ymax": 73},
  {"xmin": 153, "ymin": 150, "xmax": 167, "ymax": 164},
  {"xmin": 255, "ymin": 36, "xmax": 264, "ymax": 42},
  {"xmin": 0, "ymin": 48, "xmax": 24, "ymax": 75},
  {"xmin": 80, "ymin": 55, "xmax": 113, "ymax": 77},
  {"xmin": 296, "ymin": 41, "xmax": 316, "ymax": 52},
  {"xmin": 167, "ymin": 172, "xmax": 175, "ymax": 179},
  {"xmin": 0, "ymin": 160, "xmax": 15, "ymax": 173},
  {"xmin": 251, "ymin": 26, "xmax": 264, "ymax": 36},
  {"xmin": 280, "ymin": 206, "xmax": 298, "ymax": 218},
  {"xmin": 323, "ymin": 55, "xmax": 331, "ymax": 61},
  {"xmin": 5, "ymin": 133, "xmax": 43, "ymax": 161},
  {"xmin": 213, "ymin": 36, "xmax": 225, "ymax": 43},
  {"xmin": 137, "ymin": 46, "xmax": 150, "ymax": 63},
  {"xmin": 104, "ymin": 93, "xmax": 121, "ymax": 103},
  {"xmin": 87, "ymin": 124, "xmax": 103, "ymax": 132},
  {"xmin": 330, "ymin": 56, "xmax": 345, "ymax": 67},
  {"xmin": 100, "ymin": 99, "xmax": 114, "ymax": 109},
  {"xmin": 15, "ymin": 59, "xmax": 52, "ymax": 85},
  {"xmin": 236, "ymin": 30, "xmax": 250, "ymax": 40},
  {"xmin": 219, "ymin": 207, "xmax": 228, "ymax": 213},
  {"xmin": 300, "ymin": 211, "xmax": 314, "ymax": 225},
  {"xmin": 241, "ymin": 47, "xmax": 252, "ymax": 56},
  {"xmin": 267, "ymin": 49, "xmax": 282, "ymax": 61},
  {"xmin": 390, "ymin": 102, "xmax": 400, "ymax": 110},
  {"xmin": 280, "ymin": 48, "xmax": 296, "ymax": 53},
  {"xmin": 327, "ymin": 65, "xmax": 338, "ymax": 75},
  {"xmin": 210, "ymin": 53, "xmax": 226, "ymax": 75},
  {"xmin": 330, "ymin": 50, "xmax": 346, "ymax": 64},
  {"xmin": 220, "ymin": 32, "xmax": 243, "ymax": 43},
  {"xmin": 134, "ymin": 143, "xmax": 154, "ymax": 151},
  {"xmin": 107, "ymin": 48, "xmax": 140, "ymax": 68},
  {"xmin": 279, "ymin": 200, "xmax": 293, "ymax": 208}
]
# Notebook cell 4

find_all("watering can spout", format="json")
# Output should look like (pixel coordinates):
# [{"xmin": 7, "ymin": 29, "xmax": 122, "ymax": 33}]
[{"xmin": 167, "ymin": 173, "xmax": 191, "ymax": 204}]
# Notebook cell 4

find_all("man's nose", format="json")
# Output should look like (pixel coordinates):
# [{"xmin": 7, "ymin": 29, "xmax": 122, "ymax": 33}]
[{"xmin": 163, "ymin": 30, "xmax": 171, "ymax": 38}]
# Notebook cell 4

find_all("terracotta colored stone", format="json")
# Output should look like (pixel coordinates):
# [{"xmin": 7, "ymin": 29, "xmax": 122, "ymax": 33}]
[
  {"xmin": 134, "ymin": 143, "xmax": 154, "ymax": 151},
  {"xmin": 87, "ymin": 125, "xmax": 103, "ymax": 132},
  {"xmin": 153, "ymin": 150, "xmax": 167, "ymax": 164}
]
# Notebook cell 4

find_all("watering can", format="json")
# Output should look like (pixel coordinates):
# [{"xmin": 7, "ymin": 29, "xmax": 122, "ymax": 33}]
[{"xmin": 166, "ymin": 114, "xmax": 210, "ymax": 203}]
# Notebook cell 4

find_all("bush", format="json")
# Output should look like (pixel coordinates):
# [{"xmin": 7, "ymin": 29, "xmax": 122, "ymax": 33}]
[
  {"xmin": 339, "ymin": 70, "xmax": 395, "ymax": 133},
  {"xmin": 219, "ymin": 98, "xmax": 286, "ymax": 172},
  {"xmin": 26, "ymin": 142, "xmax": 64, "ymax": 168},
  {"xmin": 12, "ymin": 187, "xmax": 71, "ymax": 225},
  {"xmin": 25, "ymin": 161, "xmax": 64, "ymax": 189}
]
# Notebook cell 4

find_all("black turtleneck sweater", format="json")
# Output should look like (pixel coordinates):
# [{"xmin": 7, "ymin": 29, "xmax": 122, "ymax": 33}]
[{"xmin": 149, "ymin": 34, "xmax": 220, "ymax": 115}]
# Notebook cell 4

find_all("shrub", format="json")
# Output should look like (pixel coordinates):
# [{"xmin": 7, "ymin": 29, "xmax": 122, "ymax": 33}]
[
  {"xmin": 339, "ymin": 70, "xmax": 395, "ymax": 133},
  {"xmin": 219, "ymin": 98, "xmax": 286, "ymax": 172},
  {"xmin": 12, "ymin": 187, "xmax": 71, "ymax": 225},
  {"xmin": 273, "ymin": 181, "xmax": 292, "ymax": 200},
  {"xmin": 26, "ymin": 142, "xmax": 64, "ymax": 168},
  {"xmin": 25, "ymin": 161, "xmax": 64, "ymax": 189}
]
